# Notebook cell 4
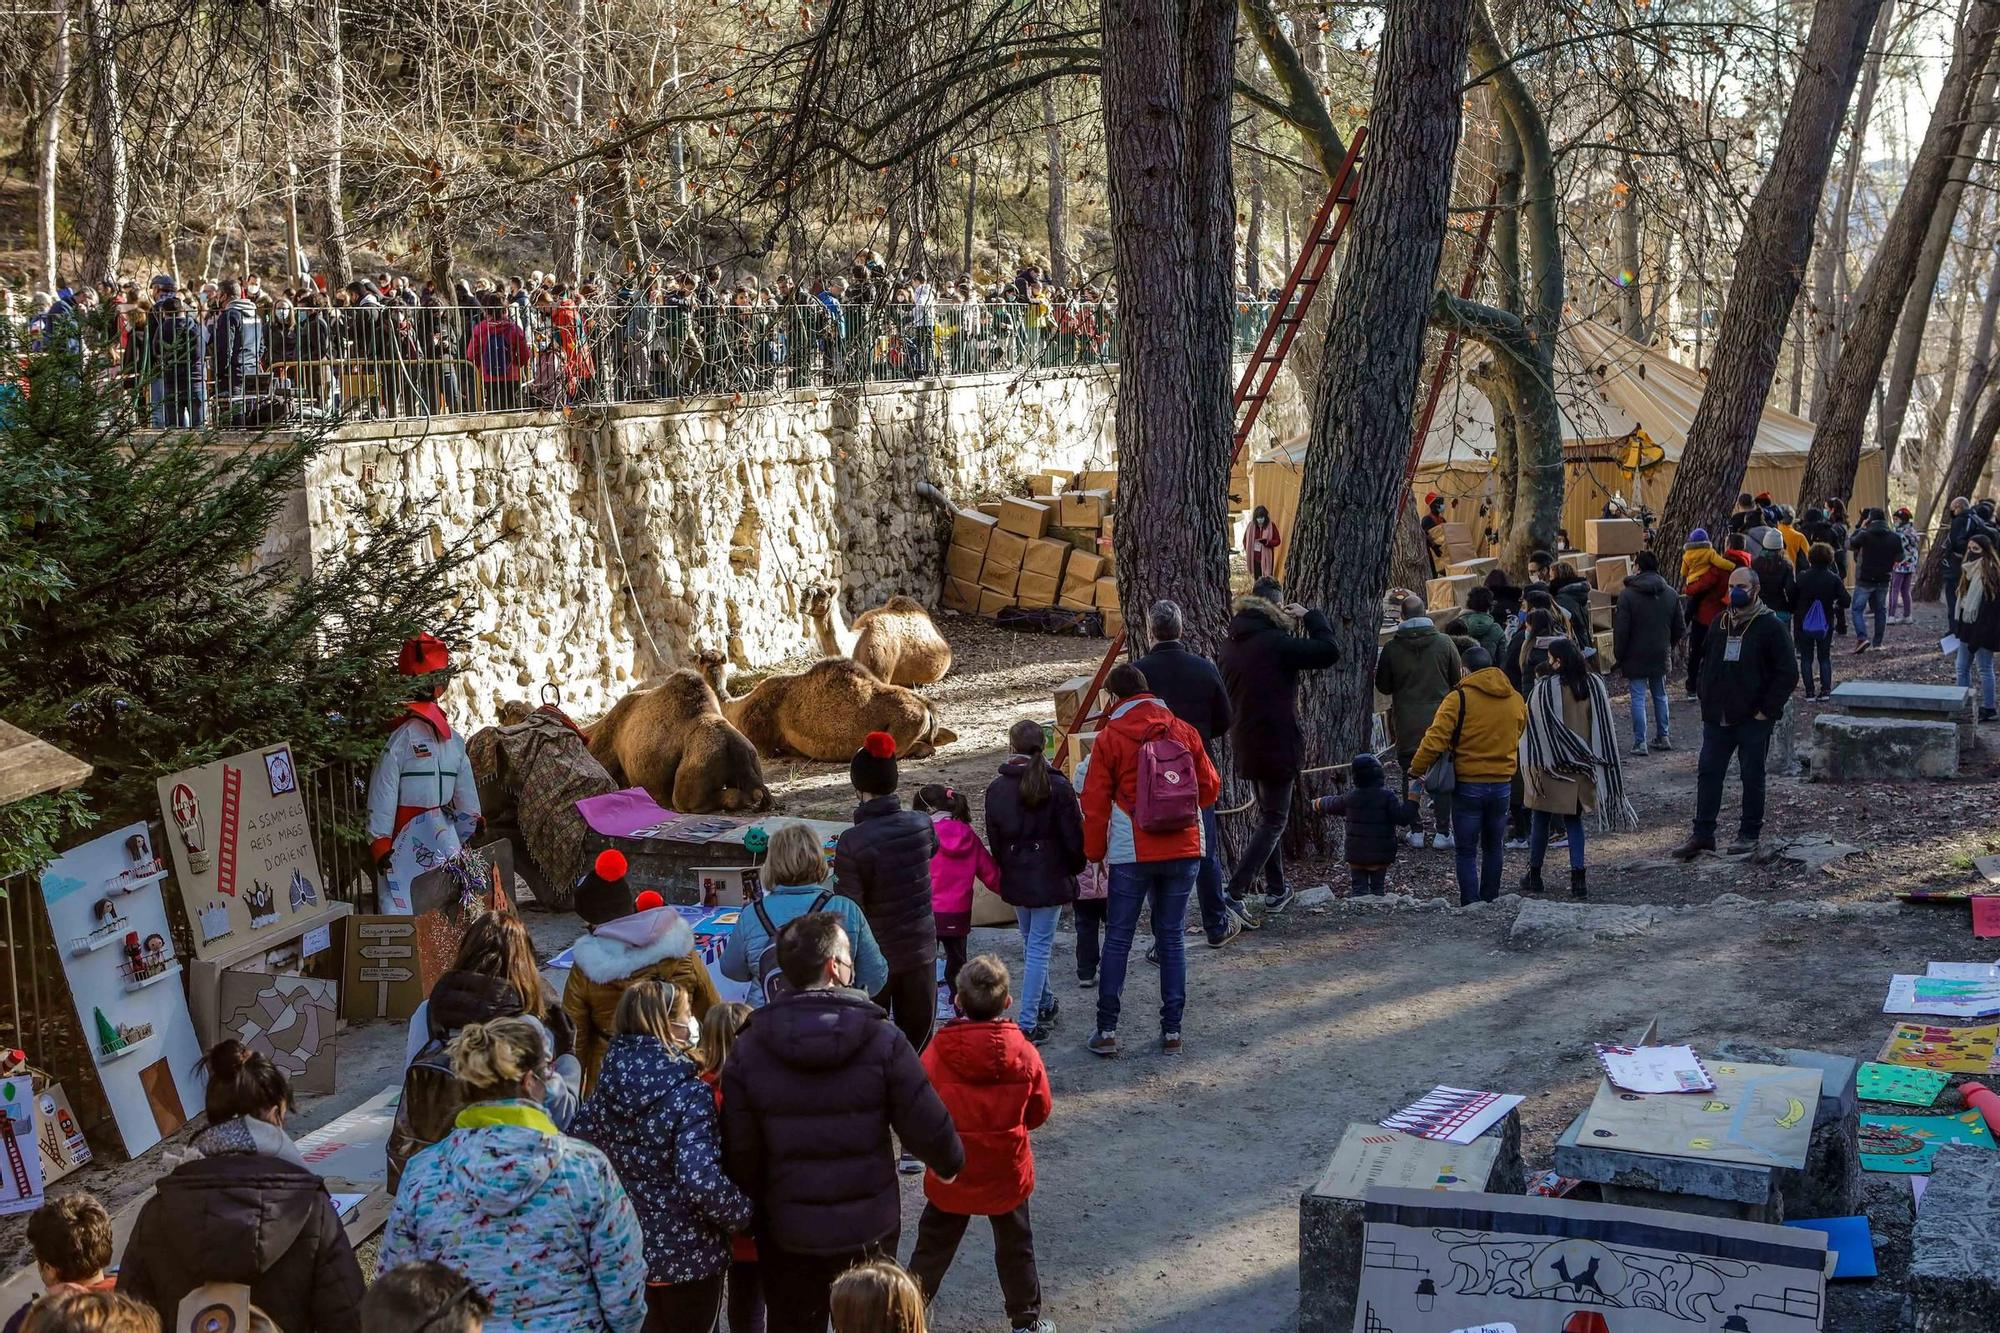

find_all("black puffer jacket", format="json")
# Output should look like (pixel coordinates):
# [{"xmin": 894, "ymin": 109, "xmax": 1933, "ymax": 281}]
[
  {"xmin": 1611, "ymin": 571, "xmax": 1685, "ymax": 679},
  {"xmin": 720, "ymin": 988, "xmax": 962, "ymax": 1255},
  {"xmin": 983, "ymin": 757, "xmax": 1086, "ymax": 909},
  {"xmin": 1698, "ymin": 605, "xmax": 1799, "ymax": 726},
  {"xmin": 427, "ymin": 968, "xmax": 574, "ymax": 1060},
  {"xmin": 1131, "ymin": 640, "xmax": 1232, "ymax": 756},
  {"xmin": 834, "ymin": 796, "xmax": 940, "ymax": 973},
  {"xmin": 1849, "ymin": 520, "xmax": 1906, "ymax": 585},
  {"xmin": 1219, "ymin": 596, "xmax": 1340, "ymax": 782},
  {"xmin": 119, "ymin": 1120, "xmax": 364, "ymax": 1332},
  {"xmin": 1321, "ymin": 773, "xmax": 1418, "ymax": 868}
]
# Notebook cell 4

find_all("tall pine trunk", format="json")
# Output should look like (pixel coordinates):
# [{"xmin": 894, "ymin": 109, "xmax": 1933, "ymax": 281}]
[
  {"xmin": 1042, "ymin": 84, "xmax": 1069, "ymax": 285},
  {"xmin": 37, "ymin": 7, "xmax": 70, "ymax": 295},
  {"xmin": 79, "ymin": 0, "xmax": 126, "ymax": 286},
  {"xmin": 1800, "ymin": 1, "xmax": 2000, "ymax": 505},
  {"xmin": 315, "ymin": 0, "xmax": 353, "ymax": 285},
  {"xmin": 1287, "ymin": 0, "xmax": 1472, "ymax": 802},
  {"xmin": 1918, "ymin": 390, "xmax": 2000, "ymax": 598},
  {"xmin": 1810, "ymin": 0, "xmax": 1895, "ymax": 418},
  {"xmin": 1655, "ymin": 0, "xmax": 1886, "ymax": 562}
]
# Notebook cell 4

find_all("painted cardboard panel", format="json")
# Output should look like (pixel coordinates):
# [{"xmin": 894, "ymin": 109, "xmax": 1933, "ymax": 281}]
[
  {"xmin": 33, "ymin": 1084, "xmax": 91, "ymax": 1184},
  {"xmin": 39, "ymin": 823, "xmax": 208, "ymax": 1158},
  {"xmin": 0, "ymin": 1077, "xmax": 44, "ymax": 1217},
  {"xmin": 1354, "ymin": 1187, "xmax": 1828, "ymax": 1332},
  {"xmin": 1857, "ymin": 1111, "xmax": 1996, "ymax": 1173},
  {"xmin": 1574, "ymin": 1060, "xmax": 1821, "ymax": 1170},
  {"xmin": 412, "ymin": 852, "xmax": 514, "ymax": 994},
  {"xmin": 341, "ymin": 916, "xmax": 423, "ymax": 1022},
  {"xmin": 217, "ymin": 972, "xmax": 337, "ymax": 1096},
  {"xmin": 1877, "ymin": 1021, "xmax": 2000, "ymax": 1073},
  {"xmin": 156, "ymin": 744, "xmax": 326, "ymax": 960},
  {"xmin": 1314, "ymin": 1124, "xmax": 1502, "ymax": 1201}
]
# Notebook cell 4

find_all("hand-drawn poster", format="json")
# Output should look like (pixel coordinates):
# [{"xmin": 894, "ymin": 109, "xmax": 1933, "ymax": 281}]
[
  {"xmin": 156, "ymin": 743, "xmax": 326, "ymax": 960},
  {"xmin": 33, "ymin": 1084, "xmax": 91, "ymax": 1184},
  {"xmin": 39, "ymin": 824, "xmax": 207, "ymax": 1158},
  {"xmin": 341, "ymin": 916, "xmax": 423, "ymax": 1021},
  {"xmin": 1354, "ymin": 1188, "xmax": 1828, "ymax": 1333},
  {"xmin": 1574, "ymin": 1061, "xmax": 1820, "ymax": 1170},
  {"xmin": 1314, "ymin": 1124, "xmax": 1501, "ymax": 1202},
  {"xmin": 1882, "ymin": 974, "xmax": 2000, "ymax": 1019},
  {"xmin": 1877, "ymin": 1021, "xmax": 2000, "ymax": 1073},
  {"xmin": 218, "ymin": 972, "xmax": 336, "ymax": 1096},
  {"xmin": 1858, "ymin": 1111, "xmax": 1996, "ymax": 1173},
  {"xmin": 0, "ymin": 1077, "xmax": 43, "ymax": 1217},
  {"xmin": 1854, "ymin": 1061, "xmax": 1949, "ymax": 1107}
]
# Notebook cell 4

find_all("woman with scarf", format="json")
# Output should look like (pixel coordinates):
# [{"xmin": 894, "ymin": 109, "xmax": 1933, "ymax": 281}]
[
  {"xmin": 1518, "ymin": 638, "xmax": 1636, "ymax": 900},
  {"xmin": 1952, "ymin": 534, "xmax": 2000, "ymax": 723},
  {"xmin": 1243, "ymin": 506, "xmax": 1283, "ymax": 582}
]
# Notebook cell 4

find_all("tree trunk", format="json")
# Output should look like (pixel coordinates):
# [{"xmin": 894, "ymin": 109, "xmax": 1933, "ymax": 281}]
[
  {"xmin": 1244, "ymin": 162, "xmax": 1264, "ymax": 292},
  {"xmin": 1286, "ymin": 0, "xmax": 1471, "ymax": 807},
  {"xmin": 1927, "ymin": 240, "xmax": 2000, "ymax": 529},
  {"xmin": 1655, "ymin": 0, "xmax": 1887, "ymax": 564},
  {"xmin": 1100, "ymin": 0, "xmax": 1240, "ymax": 658},
  {"xmin": 37, "ymin": 6, "xmax": 70, "ymax": 295},
  {"xmin": 1617, "ymin": 149, "xmax": 1644, "ymax": 338},
  {"xmin": 1042, "ymin": 83, "xmax": 1069, "ymax": 285},
  {"xmin": 79, "ymin": 0, "xmax": 127, "ymax": 287},
  {"xmin": 1918, "ymin": 390, "xmax": 2000, "ymax": 599},
  {"xmin": 1810, "ymin": 0, "xmax": 1894, "ymax": 418},
  {"xmin": 962, "ymin": 154, "xmax": 977, "ymax": 275},
  {"xmin": 1879, "ymin": 70, "xmax": 1998, "ymax": 469},
  {"xmin": 315, "ymin": 0, "xmax": 353, "ymax": 285},
  {"xmin": 554, "ymin": 0, "xmax": 589, "ymax": 286},
  {"xmin": 1800, "ymin": 0, "xmax": 2000, "ymax": 506},
  {"xmin": 1918, "ymin": 259, "xmax": 1976, "ymax": 517}
]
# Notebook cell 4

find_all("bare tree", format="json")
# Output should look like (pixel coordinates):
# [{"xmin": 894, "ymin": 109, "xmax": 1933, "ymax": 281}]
[
  {"xmin": 37, "ymin": 4, "xmax": 71, "ymax": 293},
  {"xmin": 78, "ymin": 0, "xmax": 127, "ymax": 285}
]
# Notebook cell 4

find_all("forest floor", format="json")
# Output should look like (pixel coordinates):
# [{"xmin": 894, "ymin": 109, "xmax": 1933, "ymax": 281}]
[{"xmin": 5, "ymin": 604, "xmax": 1994, "ymax": 1332}]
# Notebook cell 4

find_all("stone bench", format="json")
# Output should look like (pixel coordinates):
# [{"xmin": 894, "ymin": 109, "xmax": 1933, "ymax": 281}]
[
  {"xmin": 1826, "ymin": 680, "xmax": 1976, "ymax": 753},
  {"xmin": 1298, "ymin": 1112, "xmax": 1525, "ymax": 1332},
  {"xmin": 1907, "ymin": 1143, "xmax": 2000, "ymax": 1330},
  {"xmin": 1808, "ymin": 714, "xmax": 1960, "ymax": 782}
]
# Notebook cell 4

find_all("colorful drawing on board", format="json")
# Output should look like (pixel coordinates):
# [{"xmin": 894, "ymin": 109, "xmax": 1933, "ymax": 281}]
[
  {"xmin": 219, "ymin": 973, "xmax": 336, "ymax": 1096},
  {"xmin": 0, "ymin": 1077, "xmax": 44, "ymax": 1217},
  {"xmin": 264, "ymin": 747, "xmax": 298, "ymax": 796},
  {"xmin": 34, "ymin": 1085, "xmax": 90, "ymax": 1184},
  {"xmin": 1858, "ymin": 1111, "xmax": 1994, "ymax": 1173},
  {"xmin": 1878, "ymin": 1021, "xmax": 2000, "ymax": 1073},
  {"xmin": 1855, "ymin": 1061, "xmax": 1949, "ymax": 1107},
  {"xmin": 167, "ymin": 783, "xmax": 210, "ymax": 874},
  {"xmin": 243, "ymin": 879, "xmax": 281, "ymax": 930}
]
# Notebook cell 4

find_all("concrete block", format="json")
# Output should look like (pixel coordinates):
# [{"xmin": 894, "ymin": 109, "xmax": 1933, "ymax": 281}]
[
  {"xmin": 1555, "ymin": 1113, "xmax": 1780, "ymax": 1219},
  {"xmin": 1810, "ymin": 715, "xmax": 1959, "ymax": 782},
  {"xmin": 1907, "ymin": 1144, "xmax": 2000, "ymax": 1331},
  {"xmin": 1770, "ymin": 694, "xmax": 1801, "ymax": 776},
  {"xmin": 1299, "ymin": 1112, "xmax": 1524, "ymax": 1333},
  {"xmin": 1828, "ymin": 679, "xmax": 1977, "ymax": 753}
]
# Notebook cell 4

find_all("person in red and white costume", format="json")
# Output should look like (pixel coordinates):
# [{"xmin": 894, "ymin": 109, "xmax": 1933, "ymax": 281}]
[{"xmin": 367, "ymin": 633, "xmax": 484, "ymax": 913}]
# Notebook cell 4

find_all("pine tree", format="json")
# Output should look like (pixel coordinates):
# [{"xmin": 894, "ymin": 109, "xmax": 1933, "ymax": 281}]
[
  {"xmin": 0, "ymin": 310, "xmax": 481, "ymax": 856},
  {"xmin": 92, "ymin": 1008, "xmax": 124, "ymax": 1054}
]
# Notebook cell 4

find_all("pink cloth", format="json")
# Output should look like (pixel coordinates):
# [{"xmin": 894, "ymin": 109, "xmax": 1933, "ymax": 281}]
[
  {"xmin": 574, "ymin": 787, "xmax": 675, "ymax": 838},
  {"xmin": 929, "ymin": 816, "xmax": 999, "ymax": 934},
  {"xmin": 1244, "ymin": 519, "xmax": 1282, "ymax": 580}
]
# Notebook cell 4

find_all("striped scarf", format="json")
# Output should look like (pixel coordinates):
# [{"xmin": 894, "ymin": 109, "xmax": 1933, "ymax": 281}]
[{"xmin": 1522, "ymin": 672, "xmax": 1638, "ymax": 833}]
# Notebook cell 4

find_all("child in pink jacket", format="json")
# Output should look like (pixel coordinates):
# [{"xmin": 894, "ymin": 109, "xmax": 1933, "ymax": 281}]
[{"xmin": 916, "ymin": 784, "xmax": 1000, "ymax": 999}]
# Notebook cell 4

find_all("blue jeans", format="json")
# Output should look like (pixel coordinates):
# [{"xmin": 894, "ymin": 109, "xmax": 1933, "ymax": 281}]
[
  {"xmin": 1958, "ymin": 642, "xmax": 1997, "ymax": 712},
  {"xmin": 1097, "ymin": 859, "xmax": 1198, "ymax": 1036},
  {"xmin": 1529, "ymin": 811, "xmax": 1586, "ymax": 871},
  {"xmin": 1627, "ymin": 674, "xmax": 1669, "ymax": 745},
  {"xmin": 1449, "ymin": 782, "xmax": 1511, "ymax": 906},
  {"xmin": 1853, "ymin": 582, "xmax": 1889, "ymax": 646},
  {"xmin": 1187, "ymin": 806, "xmax": 1228, "ymax": 941},
  {"xmin": 1015, "ymin": 905, "xmax": 1061, "ymax": 1030}
]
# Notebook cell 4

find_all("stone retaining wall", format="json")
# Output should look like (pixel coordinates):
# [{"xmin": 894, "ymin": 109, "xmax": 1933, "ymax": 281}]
[{"xmin": 288, "ymin": 366, "xmax": 1303, "ymax": 724}]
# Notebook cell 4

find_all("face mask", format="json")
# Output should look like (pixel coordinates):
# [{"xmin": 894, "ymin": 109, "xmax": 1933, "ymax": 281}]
[{"xmin": 1728, "ymin": 587, "xmax": 1753, "ymax": 609}]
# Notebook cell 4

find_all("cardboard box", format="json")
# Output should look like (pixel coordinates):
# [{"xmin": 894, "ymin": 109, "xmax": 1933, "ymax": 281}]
[
  {"xmin": 1058, "ymin": 489, "xmax": 1111, "ymax": 529},
  {"xmin": 1557, "ymin": 550, "xmax": 1596, "ymax": 571},
  {"xmin": 1078, "ymin": 469, "xmax": 1119, "ymax": 495},
  {"xmin": 1049, "ymin": 525, "xmax": 1100, "ymax": 552},
  {"xmin": 977, "ymin": 587, "xmax": 1014, "ymax": 617},
  {"xmin": 1063, "ymin": 730, "xmax": 1099, "ymax": 781},
  {"xmin": 998, "ymin": 496, "xmax": 1053, "ymax": 538},
  {"xmin": 1447, "ymin": 557, "xmax": 1499, "ymax": 577},
  {"xmin": 1041, "ymin": 469, "xmax": 1074, "ymax": 492},
  {"xmin": 1590, "ymin": 603, "xmax": 1614, "ymax": 632},
  {"xmin": 952, "ymin": 508, "xmax": 997, "ymax": 552},
  {"xmin": 1016, "ymin": 570, "xmax": 1061, "ymax": 605},
  {"xmin": 942, "ymin": 576, "xmax": 979, "ymax": 612},
  {"xmin": 1594, "ymin": 628, "xmax": 1617, "ymax": 669},
  {"xmin": 979, "ymin": 560, "xmax": 1020, "ymax": 596},
  {"xmin": 1028, "ymin": 474, "xmax": 1057, "ymax": 497},
  {"xmin": 1427, "ymin": 574, "xmax": 1477, "ymax": 609},
  {"xmin": 1022, "ymin": 537, "xmax": 1069, "ymax": 579},
  {"xmin": 976, "ymin": 500, "xmax": 1003, "ymax": 518},
  {"xmin": 1439, "ymin": 521, "xmax": 1473, "ymax": 545},
  {"xmin": 1065, "ymin": 550, "xmax": 1106, "ymax": 583},
  {"xmin": 1102, "ymin": 608, "xmax": 1125, "ymax": 638},
  {"xmin": 1054, "ymin": 675, "xmax": 1096, "ymax": 730},
  {"xmin": 1584, "ymin": 518, "xmax": 1645, "ymax": 556},
  {"xmin": 985, "ymin": 528, "xmax": 1029, "ymax": 571},
  {"xmin": 1590, "ymin": 555, "xmax": 1631, "ymax": 595},
  {"xmin": 1095, "ymin": 577, "xmax": 1121, "ymax": 610},
  {"xmin": 945, "ymin": 543, "xmax": 985, "ymax": 583}
]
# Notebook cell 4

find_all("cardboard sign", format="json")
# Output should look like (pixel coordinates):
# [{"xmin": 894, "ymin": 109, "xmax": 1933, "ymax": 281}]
[
  {"xmin": 33, "ymin": 1083, "xmax": 91, "ymax": 1184},
  {"xmin": 1878, "ymin": 1021, "xmax": 2000, "ymax": 1073},
  {"xmin": 294, "ymin": 1085, "xmax": 399, "ymax": 1184},
  {"xmin": 340, "ymin": 916, "xmax": 423, "ymax": 1021},
  {"xmin": 412, "ymin": 849, "xmax": 514, "ymax": 994},
  {"xmin": 1313, "ymin": 1124, "xmax": 1501, "ymax": 1202},
  {"xmin": 1355, "ymin": 1188, "xmax": 1828, "ymax": 1332},
  {"xmin": 0, "ymin": 1078, "xmax": 43, "ymax": 1217},
  {"xmin": 1573, "ymin": 1060, "xmax": 1821, "ymax": 1170},
  {"xmin": 217, "ymin": 972, "xmax": 337, "ymax": 1096},
  {"xmin": 1858, "ymin": 1111, "xmax": 1995, "ymax": 1172},
  {"xmin": 156, "ymin": 743, "xmax": 327, "ymax": 960}
]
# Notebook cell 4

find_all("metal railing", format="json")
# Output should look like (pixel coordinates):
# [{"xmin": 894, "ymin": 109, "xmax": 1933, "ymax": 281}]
[{"xmin": 74, "ymin": 298, "xmax": 1278, "ymax": 429}]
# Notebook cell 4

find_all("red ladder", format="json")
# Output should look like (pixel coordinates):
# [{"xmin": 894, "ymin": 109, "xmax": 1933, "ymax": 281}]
[{"xmin": 1055, "ymin": 128, "xmax": 1370, "ymax": 766}]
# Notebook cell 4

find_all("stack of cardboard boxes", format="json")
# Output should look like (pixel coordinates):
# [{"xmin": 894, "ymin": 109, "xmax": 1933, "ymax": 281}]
[{"xmin": 940, "ymin": 465, "xmax": 1125, "ymax": 637}]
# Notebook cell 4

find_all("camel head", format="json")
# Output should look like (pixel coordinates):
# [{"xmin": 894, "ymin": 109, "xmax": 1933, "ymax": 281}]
[
  {"xmin": 692, "ymin": 648, "xmax": 733, "ymax": 700},
  {"xmin": 804, "ymin": 584, "xmax": 836, "ymax": 619},
  {"xmin": 496, "ymin": 699, "xmax": 534, "ymax": 727},
  {"xmin": 715, "ymin": 781, "xmax": 775, "ymax": 814}
]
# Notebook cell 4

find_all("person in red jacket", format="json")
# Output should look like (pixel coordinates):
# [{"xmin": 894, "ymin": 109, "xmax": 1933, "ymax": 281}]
[
  {"xmin": 1079, "ymin": 663, "xmax": 1222, "ymax": 1059},
  {"xmin": 905, "ymin": 955, "xmax": 1054, "ymax": 1333},
  {"xmin": 1680, "ymin": 530, "xmax": 1753, "ymax": 700}
]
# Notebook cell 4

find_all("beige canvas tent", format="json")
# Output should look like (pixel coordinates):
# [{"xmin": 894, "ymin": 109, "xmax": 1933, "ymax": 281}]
[{"xmin": 1249, "ymin": 318, "xmax": 1887, "ymax": 568}]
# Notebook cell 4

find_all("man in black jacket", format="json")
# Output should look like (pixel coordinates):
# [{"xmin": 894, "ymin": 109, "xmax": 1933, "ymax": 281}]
[
  {"xmin": 722, "ymin": 913, "xmax": 963, "ymax": 1333},
  {"xmin": 834, "ymin": 733, "xmax": 940, "ymax": 1060},
  {"xmin": 1672, "ymin": 566, "xmax": 1799, "ymax": 860},
  {"xmin": 1848, "ymin": 507, "xmax": 1905, "ymax": 652},
  {"xmin": 1612, "ymin": 550, "xmax": 1685, "ymax": 755},
  {"xmin": 1133, "ymin": 599, "xmax": 1239, "ymax": 946},
  {"xmin": 1943, "ymin": 497, "xmax": 1998, "ymax": 613},
  {"xmin": 1218, "ymin": 577, "xmax": 1339, "ymax": 919},
  {"xmin": 212, "ymin": 277, "xmax": 264, "ymax": 403}
]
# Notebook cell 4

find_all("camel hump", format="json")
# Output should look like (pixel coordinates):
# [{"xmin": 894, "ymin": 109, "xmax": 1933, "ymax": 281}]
[
  {"xmin": 879, "ymin": 596, "xmax": 930, "ymax": 616},
  {"xmin": 657, "ymin": 668, "xmax": 723, "ymax": 716}
]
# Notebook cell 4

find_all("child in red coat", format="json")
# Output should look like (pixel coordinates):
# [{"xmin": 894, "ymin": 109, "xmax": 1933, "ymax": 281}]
[{"xmin": 904, "ymin": 955, "xmax": 1053, "ymax": 1333}]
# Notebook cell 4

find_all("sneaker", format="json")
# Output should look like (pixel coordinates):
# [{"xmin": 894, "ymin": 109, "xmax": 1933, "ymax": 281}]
[
  {"xmin": 1013, "ymin": 1321, "xmax": 1058, "ymax": 1333},
  {"xmin": 1431, "ymin": 833, "xmax": 1454, "ymax": 849},
  {"xmin": 1653, "ymin": 735, "xmax": 1673, "ymax": 751},
  {"xmin": 1038, "ymin": 996, "xmax": 1060, "ymax": 1026},
  {"xmin": 1022, "ymin": 1024, "xmax": 1052, "ymax": 1046},
  {"xmin": 1548, "ymin": 834, "xmax": 1568, "ymax": 849},
  {"xmin": 1407, "ymin": 830, "xmax": 1428, "ymax": 848},
  {"xmin": 1222, "ymin": 897, "xmax": 1263, "ymax": 931},
  {"xmin": 1265, "ymin": 886, "xmax": 1297, "ymax": 914},
  {"xmin": 1077, "ymin": 970, "xmax": 1096, "ymax": 989},
  {"xmin": 1504, "ymin": 836, "xmax": 1531, "ymax": 850},
  {"xmin": 1207, "ymin": 916, "xmax": 1243, "ymax": 948},
  {"xmin": 899, "ymin": 1153, "xmax": 924, "ymax": 1175},
  {"xmin": 1160, "ymin": 1033, "xmax": 1182, "ymax": 1055},
  {"xmin": 1087, "ymin": 1030, "xmax": 1118, "ymax": 1057},
  {"xmin": 1630, "ymin": 742, "xmax": 1649, "ymax": 757},
  {"xmin": 1853, "ymin": 640, "xmax": 1871, "ymax": 654}
]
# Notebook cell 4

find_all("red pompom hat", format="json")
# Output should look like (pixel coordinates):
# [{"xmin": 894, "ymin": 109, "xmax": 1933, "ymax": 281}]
[
  {"xmin": 849, "ymin": 730, "xmax": 900, "ymax": 796},
  {"xmin": 576, "ymin": 848, "xmax": 636, "ymax": 926},
  {"xmin": 397, "ymin": 633, "xmax": 451, "ymax": 677}
]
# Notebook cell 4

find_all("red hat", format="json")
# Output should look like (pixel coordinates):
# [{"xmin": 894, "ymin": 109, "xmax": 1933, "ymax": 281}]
[
  {"xmin": 577, "ymin": 848, "xmax": 636, "ymax": 925},
  {"xmin": 634, "ymin": 890, "xmax": 664, "ymax": 912},
  {"xmin": 1424, "ymin": 491, "xmax": 1442, "ymax": 505},
  {"xmin": 397, "ymin": 633, "xmax": 451, "ymax": 676}
]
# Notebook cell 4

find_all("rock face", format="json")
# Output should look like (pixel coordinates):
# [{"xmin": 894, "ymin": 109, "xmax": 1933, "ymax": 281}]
[
  {"xmin": 1808, "ymin": 714, "xmax": 1961, "ymax": 781},
  {"xmin": 1907, "ymin": 1144, "xmax": 2000, "ymax": 1331},
  {"xmin": 278, "ymin": 367, "xmax": 1287, "ymax": 725}
]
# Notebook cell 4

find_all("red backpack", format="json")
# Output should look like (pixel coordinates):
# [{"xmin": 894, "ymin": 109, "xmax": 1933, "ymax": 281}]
[{"xmin": 1134, "ymin": 722, "xmax": 1200, "ymax": 833}]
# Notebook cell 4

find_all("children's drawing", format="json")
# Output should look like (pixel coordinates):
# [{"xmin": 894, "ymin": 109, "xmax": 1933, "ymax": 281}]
[
  {"xmin": 1877, "ymin": 1021, "xmax": 2000, "ymax": 1073},
  {"xmin": 0, "ymin": 1077, "xmax": 44, "ymax": 1217},
  {"xmin": 1858, "ymin": 1111, "xmax": 1995, "ymax": 1173},
  {"xmin": 1855, "ymin": 1061, "xmax": 1949, "ymax": 1107}
]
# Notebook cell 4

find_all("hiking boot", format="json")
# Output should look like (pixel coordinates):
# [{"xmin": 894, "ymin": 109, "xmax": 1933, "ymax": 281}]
[
  {"xmin": 1670, "ymin": 835, "xmax": 1715, "ymax": 862},
  {"xmin": 1207, "ymin": 916, "xmax": 1243, "ymax": 949},
  {"xmin": 1087, "ymin": 1030, "xmax": 1118, "ymax": 1057},
  {"xmin": 1265, "ymin": 886, "xmax": 1297, "ymax": 914},
  {"xmin": 1038, "ymin": 996, "xmax": 1060, "ymax": 1026},
  {"xmin": 1520, "ymin": 867, "xmax": 1546, "ymax": 895},
  {"xmin": 1160, "ymin": 1033, "xmax": 1182, "ymax": 1055},
  {"xmin": 1222, "ymin": 897, "xmax": 1263, "ymax": 931},
  {"xmin": 1653, "ymin": 735, "xmax": 1673, "ymax": 751},
  {"xmin": 1727, "ymin": 836, "xmax": 1759, "ymax": 855},
  {"xmin": 1570, "ymin": 868, "xmax": 1587, "ymax": 900},
  {"xmin": 1630, "ymin": 742, "xmax": 1650, "ymax": 758}
]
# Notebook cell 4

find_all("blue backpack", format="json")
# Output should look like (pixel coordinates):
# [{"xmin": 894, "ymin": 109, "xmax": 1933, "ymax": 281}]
[{"xmin": 1801, "ymin": 600, "xmax": 1828, "ymax": 635}]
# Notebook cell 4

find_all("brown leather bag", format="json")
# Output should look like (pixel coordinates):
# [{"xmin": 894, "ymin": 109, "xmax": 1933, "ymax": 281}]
[{"xmin": 386, "ymin": 1036, "xmax": 466, "ymax": 1193}]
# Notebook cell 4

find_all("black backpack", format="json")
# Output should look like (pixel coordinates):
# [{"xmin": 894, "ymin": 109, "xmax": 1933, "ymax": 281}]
[
  {"xmin": 751, "ymin": 889, "xmax": 833, "ymax": 1004},
  {"xmin": 386, "ymin": 1035, "xmax": 466, "ymax": 1193}
]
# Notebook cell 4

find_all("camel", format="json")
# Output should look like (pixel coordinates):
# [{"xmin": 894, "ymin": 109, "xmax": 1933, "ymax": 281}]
[
  {"xmin": 805, "ymin": 585, "xmax": 953, "ymax": 687},
  {"xmin": 696, "ymin": 651, "xmax": 957, "ymax": 762},
  {"xmin": 587, "ymin": 670, "xmax": 774, "ymax": 814}
]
